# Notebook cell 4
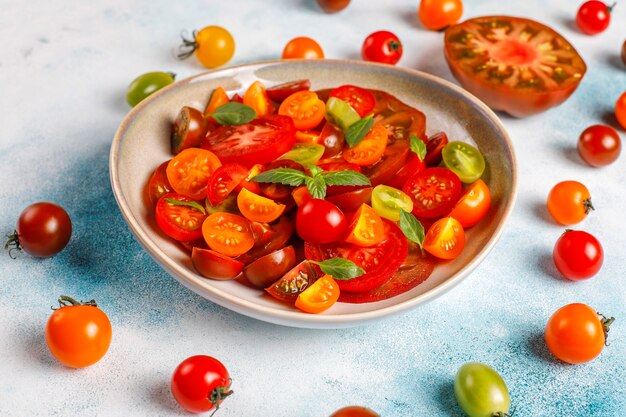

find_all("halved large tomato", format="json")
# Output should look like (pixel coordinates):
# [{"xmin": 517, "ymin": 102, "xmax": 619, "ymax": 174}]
[
  {"xmin": 444, "ymin": 16, "xmax": 587, "ymax": 117},
  {"xmin": 202, "ymin": 115, "xmax": 296, "ymax": 167}
]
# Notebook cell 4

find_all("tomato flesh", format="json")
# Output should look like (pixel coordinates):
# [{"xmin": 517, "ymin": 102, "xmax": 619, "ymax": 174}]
[
  {"xmin": 403, "ymin": 167, "xmax": 463, "ymax": 219},
  {"xmin": 266, "ymin": 79, "xmax": 311, "ymax": 103},
  {"xmin": 295, "ymin": 274, "xmax": 340, "ymax": 313},
  {"xmin": 244, "ymin": 246, "xmax": 297, "ymax": 288},
  {"xmin": 423, "ymin": 217, "xmax": 465, "ymax": 260},
  {"xmin": 266, "ymin": 260, "xmax": 320, "ymax": 303},
  {"xmin": 155, "ymin": 193, "xmax": 206, "ymax": 242},
  {"xmin": 201, "ymin": 212, "xmax": 254, "ymax": 256},
  {"xmin": 329, "ymin": 85, "xmax": 376, "ymax": 117},
  {"xmin": 206, "ymin": 163, "xmax": 249, "ymax": 206},
  {"xmin": 166, "ymin": 148, "xmax": 222, "ymax": 200}
]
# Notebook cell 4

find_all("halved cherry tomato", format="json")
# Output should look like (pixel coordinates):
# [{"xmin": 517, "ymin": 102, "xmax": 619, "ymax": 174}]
[
  {"xmin": 423, "ymin": 216, "xmax": 465, "ymax": 260},
  {"xmin": 449, "ymin": 179, "xmax": 491, "ymax": 228},
  {"xmin": 243, "ymin": 81, "xmax": 273, "ymax": 117},
  {"xmin": 237, "ymin": 188, "xmax": 286, "ymax": 223},
  {"xmin": 266, "ymin": 260, "xmax": 320, "ymax": 303},
  {"xmin": 267, "ymin": 80, "xmax": 312, "ymax": 103},
  {"xmin": 235, "ymin": 163, "xmax": 263, "ymax": 195},
  {"xmin": 166, "ymin": 148, "xmax": 222, "ymax": 200},
  {"xmin": 278, "ymin": 90, "xmax": 326, "ymax": 130},
  {"xmin": 202, "ymin": 212, "xmax": 254, "ymax": 256},
  {"xmin": 295, "ymin": 130, "xmax": 322, "ymax": 144},
  {"xmin": 444, "ymin": 16, "xmax": 587, "ymax": 117},
  {"xmin": 343, "ymin": 124, "xmax": 388, "ymax": 166},
  {"xmin": 192, "ymin": 247, "xmax": 244, "ymax": 280},
  {"xmin": 155, "ymin": 193, "xmax": 207, "ymax": 242},
  {"xmin": 171, "ymin": 106, "xmax": 208, "ymax": 154},
  {"xmin": 442, "ymin": 141, "xmax": 486, "ymax": 183},
  {"xmin": 319, "ymin": 122, "xmax": 345, "ymax": 158},
  {"xmin": 236, "ymin": 216, "xmax": 295, "ymax": 264},
  {"xmin": 329, "ymin": 85, "xmax": 376, "ymax": 117},
  {"xmin": 326, "ymin": 187, "xmax": 373, "ymax": 213},
  {"xmin": 305, "ymin": 219, "xmax": 407, "ymax": 292},
  {"xmin": 204, "ymin": 86, "xmax": 229, "ymax": 117},
  {"xmin": 362, "ymin": 140, "xmax": 411, "ymax": 186},
  {"xmin": 202, "ymin": 114, "xmax": 296, "ymax": 167},
  {"xmin": 207, "ymin": 163, "xmax": 249, "ymax": 206},
  {"xmin": 345, "ymin": 204, "xmax": 385, "ymax": 247},
  {"xmin": 146, "ymin": 160, "xmax": 173, "ymax": 205},
  {"xmin": 244, "ymin": 246, "xmax": 297, "ymax": 288},
  {"xmin": 403, "ymin": 167, "xmax": 463, "ymax": 219},
  {"xmin": 424, "ymin": 131, "xmax": 448, "ymax": 166},
  {"xmin": 295, "ymin": 274, "xmax": 340, "ymax": 313},
  {"xmin": 370, "ymin": 185, "xmax": 413, "ymax": 222},
  {"xmin": 386, "ymin": 152, "xmax": 425, "ymax": 190}
]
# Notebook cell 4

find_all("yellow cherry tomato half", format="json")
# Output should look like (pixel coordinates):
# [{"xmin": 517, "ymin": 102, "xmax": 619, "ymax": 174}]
[
  {"xmin": 237, "ymin": 187, "xmax": 286, "ymax": 223},
  {"xmin": 345, "ymin": 204, "xmax": 385, "ymax": 247},
  {"xmin": 423, "ymin": 216, "xmax": 465, "ymax": 260}
]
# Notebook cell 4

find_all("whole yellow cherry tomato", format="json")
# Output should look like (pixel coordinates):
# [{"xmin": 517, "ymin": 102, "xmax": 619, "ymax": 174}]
[{"xmin": 178, "ymin": 26, "xmax": 235, "ymax": 68}]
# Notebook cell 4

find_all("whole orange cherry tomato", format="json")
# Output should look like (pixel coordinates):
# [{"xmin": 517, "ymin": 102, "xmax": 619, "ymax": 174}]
[
  {"xmin": 545, "ymin": 303, "xmax": 614, "ymax": 364},
  {"xmin": 45, "ymin": 296, "xmax": 112, "ymax": 368},
  {"xmin": 448, "ymin": 179, "xmax": 491, "ymax": 228},
  {"xmin": 615, "ymin": 91, "xmax": 626, "ymax": 129},
  {"xmin": 546, "ymin": 180, "xmax": 593, "ymax": 225},
  {"xmin": 419, "ymin": 0, "xmax": 463, "ymax": 31},
  {"xmin": 282, "ymin": 37, "xmax": 324, "ymax": 59}
]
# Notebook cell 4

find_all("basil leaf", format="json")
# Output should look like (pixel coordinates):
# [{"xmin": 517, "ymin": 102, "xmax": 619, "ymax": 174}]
[
  {"xmin": 305, "ymin": 175, "xmax": 326, "ymax": 199},
  {"xmin": 308, "ymin": 165, "xmax": 323, "ymax": 177},
  {"xmin": 410, "ymin": 134, "xmax": 427, "ymax": 161},
  {"xmin": 322, "ymin": 170, "xmax": 371, "ymax": 186},
  {"xmin": 344, "ymin": 114, "xmax": 374, "ymax": 148},
  {"xmin": 210, "ymin": 102, "xmax": 257, "ymax": 125},
  {"xmin": 252, "ymin": 168, "xmax": 308, "ymax": 186},
  {"xmin": 312, "ymin": 258, "xmax": 365, "ymax": 280},
  {"xmin": 399, "ymin": 209, "xmax": 425, "ymax": 249},
  {"xmin": 164, "ymin": 198, "xmax": 206, "ymax": 215}
]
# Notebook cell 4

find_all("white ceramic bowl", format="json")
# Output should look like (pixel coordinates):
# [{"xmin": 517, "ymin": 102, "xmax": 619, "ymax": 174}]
[{"xmin": 110, "ymin": 60, "xmax": 517, "ymax": 328}]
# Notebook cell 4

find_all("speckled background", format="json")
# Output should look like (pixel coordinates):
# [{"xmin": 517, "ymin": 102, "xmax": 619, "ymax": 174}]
[{"xmin": 1, "ymin": 0, "xmax": 625, "ymax": 416}]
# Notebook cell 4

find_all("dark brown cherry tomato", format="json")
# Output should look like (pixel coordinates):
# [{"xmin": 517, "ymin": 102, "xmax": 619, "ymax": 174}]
[
  {"xmin": 236, "ymin": 216, "xmax": 295, "ymax": 265},
  {"xmin": 330, "ymin": 406, "xmax": 380, "ymax": 417},
  {"xmin": 362, "ymin": 31, "xmax": 403, "ymax": 65},
  {"xmin": 362, "ymin": 141, "xmax": 411, "ymax": 186},
  {"xmin": 622, "ymin": 40, "xmax": 626, "ymax": 66},
  {"xmin": 265, "ymin": 260, "xmax": 320, "ymax": 303},
  {"xmin": 326, "ymin": 187, "xmax": 373, "ymax": 213},
  {"xmin": 316, "ymin": 0, "xmax": 350, "ymax": 13},
  {"xmin": 424, "ymin": 131, "xmax": 449, "ymax": 166},
  {"xmin": 319, "ymin": 122, "xmax": 345, "ymax": 158},
  {"xmin": 266, "ymin": 80, "xmax": 311, "ymax": 103},
  {"xmin": 243, "ymin": 246, "xmax": 297, "ymax": 288},
  {"xmin": 577, "ymin": 125, "xmax": 621, "ymax": 167},
  {"xmin": 192, "ymin": 247, "xmax": 244, "ymax": 280},
  {"xmin": 6, "ymin": 202, "xmax": 72, "ymax": 258},
  {"xmin": 171, "ymin": 106, "xmax": 208, "ymax": 154}
]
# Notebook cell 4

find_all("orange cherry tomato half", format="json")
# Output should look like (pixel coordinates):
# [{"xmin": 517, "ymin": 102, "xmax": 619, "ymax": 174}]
[
  {"xmin": 237, "ymin": 187, "xmax": 286, "ymax": 223},
  {"xmin": 343, "ymin": 124, "xmax": 388, "ymax": 166},
  {"xmin": 423, "ymin": 216, "xmax": 465, "ymax": 260},
  {"xmin": 282, "ymin": 37, "xmax": 325, "ymax": 59},
  {"xmin": 345, "ymin": 204, "xmax": 385, "ymax": 247},
  {"xmin": 204, "ymin": 86, "xmax": 229, "ymax": 117},
  {"xmin": 295, "ymin": 274, "xmax": 340, "ymax": 314},
  {"xmin": 202, "ymin": 212, "xmax": 255, "ymax": 256},
  {"xmin": 166, "ymin": 148, "xmax": 222, "ymax": 200},
  {"xmin": 546, "ymin": 180, "xmax": 593, "ymax": 225},
  {"xmin": 243, "ymin": 81, "xmax": 273, "ymax": 117},
  {"xmin": 448, "ymin": 179, "xmax": 491, "ymax": 228},
  {"xmin": 278, "ymin": 91, "xmax": 326, "ymax": 130},
  {"xmin": 418, "ymin": 0, "xmax": 463, "ymax": 31}
]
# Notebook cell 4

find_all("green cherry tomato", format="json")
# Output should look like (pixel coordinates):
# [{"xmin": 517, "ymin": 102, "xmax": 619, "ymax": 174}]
[
  {"xmin": 454, "ymin": 362, "xmax": 511, "ymax": 417},
  {"xmin": 126, "ymin": 71, "xmax": 175, "ymax": 107},
  {"xmin": 279, "ymin": 143, "xmax": 325, "ymax": 166},
  {"xmin": 325, "ymin": 97, "xmax": 361, "ymax": 131},
  {"xmin": 371, "ymin": 184, "xmax": 413, "ymax": 221},
  {"xmin": 442, "ymin": 141, "xmax": 486, "ymax": 184}
]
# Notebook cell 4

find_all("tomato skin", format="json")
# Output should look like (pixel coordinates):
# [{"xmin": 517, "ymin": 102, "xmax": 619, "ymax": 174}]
[
  {"xmin": 553, "ymin": 230, "xmax": 603, "ymax": 280},
  {"xmin": 424, "ymin": 131, "xmax": 448, "ymax": 167},
  {"xmin": 326, "ymin": 187, "xmax": 373, "ymax": 213},
  {"xmin": 166, "ymin": 148, "xmax": 222, "ymax": 200},
  {"xmin": 363, "ymin": 140, "xmax": 411, "ymax": 187},
  {"xmin": 546, "ymin": 180, "xmax": 593, "ymax": 225},
  {"xmin": 576, "ymin": 1, "xmax": 612, "ymax": 35},
  {"xmin": 265, "ymin": 260, "xmax": 320, "ymax": 303},
  {"xmin": 330, "ymin": 406, "xmax": 379, "ymax": 417},
  {"xmin": 45, "ymin": 299, "xmax": 112, "ymax": 368},
  {"xmin": 386, "ymin": 153, "xmax": 425, "ymax": 190},
  {"xmin": 12, "ymin": 202, "xmax": 72, "ymax": 258},
  {"xmin": 155, "ymin": 194, "xmax": 207, "ymax": 242},
  {"xmin": 296, "ymin": 199, "xmax": 348, "ymax": 244},
  {"xmin": 171, "ymin": 106, "xmax": 208, "ymax": 154},
  {"xmin": 423, "ymin": 217, "xmax": 465, "ymax": 260},
  {"xmin": 616, "ymin": 91, "xmax": 626, "ymax": 130},
  {"xmin": 403, "ymin": 167, "xmax": 463, "ymax": 219},
  {"xmin": 126, "ymin": 71, "xmax": 174, "ymax": 107},
  {"xmin": 204, "ymin": 86, "xmax": 229, "ymax": 117},
  {"xmin": 244, "ymin": 246, "xmax": 297, "ymax": 288},
  {"xmin": 146, "ymin": 161, "xmax": 173, "ymax": 206},
  {"xmin": 577, "ymin": 125, "xmax": 621, "ymax": 167},
  {"xmin": 419, "ymin": 0, "xmax": 463, "ymax": 31},
  {"xmin": 206, "ymin": 163, "xmax": 249, "ymax": 206},
  {"xmin": 243, "ymin": 81, "xmax": 273, "ymax": 118},
  {"xmin": 171, "ymin": 355, "xmax": 232, "ymax": 413},
  {"xmin": 444, "ymin": 16, "xmax": 587, "ymax": 117},
  {"xmin": 545, "ymin": 303, "xmax": 608, "ymax": 364},
  {"xmin": 316, "ymin": 0, "xmax": 350, "ymax": 13},
  {"xmin": 454, "ymin": 362, "xmax": 510, "ymax": 417},
  {"xmin": 267, "ymin": 80, "xmax": 311, "ymax": 103},
  {"xmin": 192, "ymin": 247, "xmax": 244, "ymax": 280},
  {"xmin": 184, "ymin": 26, "xmax": 235, "ymax": 68},
  {"xmin": 202, "ymin": 212, "xmax": 255, "ymax": 257},
  {"xmin": 295, "ymin": 274, "xmax": 340, "ymax": 313},
  {"xmin": 448, "ymin": 179, "xmax": 491, "ymax": 228},
  {"xmin": 282, "ymin": 37, "xmax": 324, "ymax": 59},
  {"xmin": 236, "ymin": 216, "xmax": 295, "ymax": 265},
  {"xmin": 361, "ymin": 31, "xmax": 403, "ymax": 65},
  {"xmin": 329, "ymin": 85, "xmax": 376, "ymax": 117}
]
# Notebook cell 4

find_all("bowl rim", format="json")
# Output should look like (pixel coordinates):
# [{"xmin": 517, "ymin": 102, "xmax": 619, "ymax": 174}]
[{"xmin": 109, "ymin": 59, "xmax": 518, "ymax": 328}]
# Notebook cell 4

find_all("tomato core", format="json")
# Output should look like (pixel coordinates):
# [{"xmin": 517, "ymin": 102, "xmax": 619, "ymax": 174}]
[{"xmin": 491, "ymin": 39, "xmax": 538, "ymax": 65}]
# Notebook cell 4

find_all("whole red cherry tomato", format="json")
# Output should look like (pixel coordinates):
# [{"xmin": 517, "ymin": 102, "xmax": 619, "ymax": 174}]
[
  {"xmin": 553, "ymin": 230, "xmax": 603, "ymax": 280},
  {"xmin": 361, "ymin": 31, "xmax": 403, "ymax": 65},
  {"xmin": 577, "ymin": 125, "xmax": 621, "ymax": 167},
  {"xmin": 296, "ymin": 199, "xmax": 347, "ymax": 244},
  {"xmin": 171, "ymin": 355, "xmax": 232, "ymax": 413},
  {"xmin": 5, "ymin": 202, "xmax": 72, "ymax": 258},
  {"xmin": 576, "ymin": 1, "xmax": 614, "ymax": 35}
]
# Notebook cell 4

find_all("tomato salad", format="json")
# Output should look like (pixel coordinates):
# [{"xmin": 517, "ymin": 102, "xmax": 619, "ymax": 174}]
[{"xmin": 146, "ymin": 80, "xmax": 492, "ymax": 313}]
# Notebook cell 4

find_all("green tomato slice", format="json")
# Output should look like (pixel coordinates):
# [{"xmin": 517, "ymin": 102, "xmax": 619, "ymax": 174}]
[
  {"xmin": 279, "ymin": 143, "xmax": 325, "ymax": 166},
  {"xmin": 371, "ymin": 185, "xmax": 414, "ymax": 221},
  {"xmin": 442, "ymin": 141, "xmax": 486, "ymax": 183},
  {"xmin": 325, "ymin": 97, "xmax": 361, "ymax": 131}
]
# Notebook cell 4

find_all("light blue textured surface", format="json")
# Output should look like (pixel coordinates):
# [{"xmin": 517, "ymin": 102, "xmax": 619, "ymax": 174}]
[{"xmin": 1, "ymin": 0, "xmax": 625, "ymax": 415}]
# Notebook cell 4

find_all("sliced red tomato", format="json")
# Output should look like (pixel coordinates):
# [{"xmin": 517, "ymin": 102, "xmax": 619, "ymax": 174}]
[
  {"xmin": 386, "ymin": 152, "xmax": 425, "ymax": 190},
  {"xmin": 423, "ymin": 216, "xmax": 465, "ymax": 260},
  {"xmin": 206, "ymin": 163, "xmax": 249, "ymax": 206},
  {"xmin": 403, "ymin": 167, "xmax": 463, "ymax": 219},
  {"xmin": 155, "ymin": 193, "xmax": 207, "ymax": 242},
  {"xmin": 192, "ymin": 247, "xmax": 244, "ymax": 280},
  {"xmin": 265, "ymin": 260, "xmax": 320, "ymax": 303},
  {"xmin": 146, "ymin": 160, "xmax": 173, "ymax": 206},
  {"xmin": 171, "ymin": 106, "xmax": 208, "ymax": 154},
  {"xmin": 202, "ymin": 115, "xmax": 296, "ymax": 167},
  {"xmin": 424, "ymin": 131, "xmax": 449, "ymax": 167},
  {"xmin": 305, "ymin": 219, "xmax": 407, "ymax": 293},
  {"xmin": 166, "ymin": 148, "xmax": 222, "ymax": 200},
  {"xmin": 343, "ymin": 124, "xmax": 388, "ymax": 166},
  {"xmin": 278, "ymin": 90, "xmax": 326, "ymax": 130},
  {"xmin": 204, "ymin": 86, "xmax": 229, "ymax": 117},
  {"xmin": 362, "ymin": 140, "xmax": 411, "ymax": 187},
  {"xmin": 329, "ymin": 85, "xmax": 376, "ymax": 117},
  {"xmin": 449, "ymin": 179, "xmax": 491, "ymax": 228},
  {"xmin": 266, "ymin": 79, "xmax": 311, "ymax": 103},
  {"xmin": 345, "ymin": 204, "xmax": 385, "ymax": 247},
  {"xmin": 237, "ymin": 188, "xmax": 286, "ymax": 223},
  {"xmin": 243, "ymin": 81, "xmax": 273, "ymax": 117},
  {"xmin": 243, "ymin": 246, "xmax": 297, "ymax": 288},
  {"xmin": 444, "ymin": 16, "xmax": 587, "ymax": 117},
  {"xmin": 295, "ymin": 274, "xmax": 340, "ymax": 314},
  {"xmin": 326, "ymin": 187, "xmax": 373, "ymax": 213},
  {"xmin": 202, "ymin": 212, "xmax": 255, "ymax": 257},
  {"xmin": 236, "ymin": 216, "xmax": 295, "ymax": 265}
]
